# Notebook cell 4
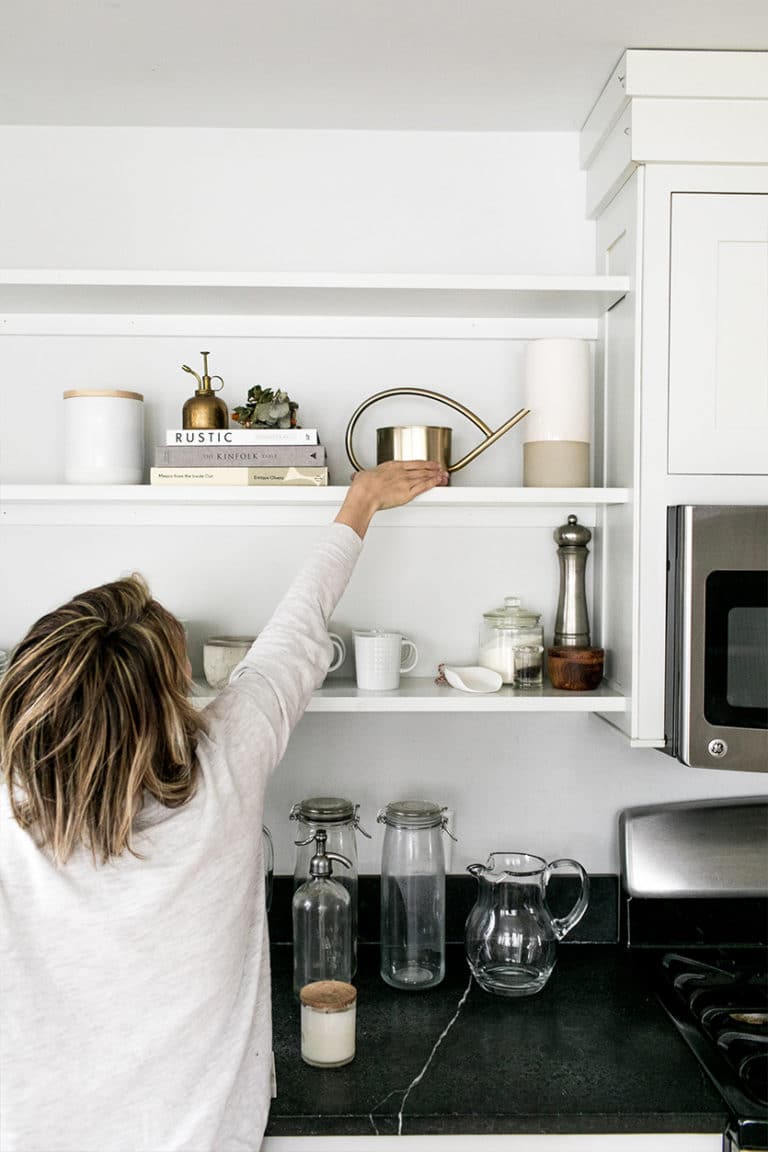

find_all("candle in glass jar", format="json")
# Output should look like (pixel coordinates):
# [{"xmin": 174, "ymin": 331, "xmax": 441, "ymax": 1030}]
[
  {"xmin": 514, "ymin": 643, "xmax": 544, "ymax": 687},
  {"xmin": 300, "ymin": 980, "xmax": 357, "ymax": 1067}
]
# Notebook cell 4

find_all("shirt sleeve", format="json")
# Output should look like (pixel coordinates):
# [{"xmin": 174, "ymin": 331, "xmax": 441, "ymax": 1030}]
[{"xmin": 201, "ymin": 521, "xmax": 363, "ymax": 782}]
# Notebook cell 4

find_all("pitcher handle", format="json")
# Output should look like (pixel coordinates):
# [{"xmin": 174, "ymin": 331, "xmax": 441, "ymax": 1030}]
[{"xmin": 544, "ymin": 858, "xmax": 590, "ymax": 941}]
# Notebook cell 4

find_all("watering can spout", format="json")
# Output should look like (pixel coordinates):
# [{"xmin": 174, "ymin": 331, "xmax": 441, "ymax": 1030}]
[
  {"xmin": 450, "ymin": 407, "xmax": 529, "ymax": 472},
  {"xmin": 345, "ymin": 387, "xmax": 529, "ymax": 474}
]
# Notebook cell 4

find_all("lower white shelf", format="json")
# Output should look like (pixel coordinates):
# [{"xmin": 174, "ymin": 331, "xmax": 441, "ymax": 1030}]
[{"xmin": 189, "ymin": 678, "xmax": 628, "ymax": 713}]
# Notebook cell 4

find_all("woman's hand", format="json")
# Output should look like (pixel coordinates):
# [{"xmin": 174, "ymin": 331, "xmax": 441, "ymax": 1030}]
[{"xmin": 335, "ymin": 460, "xmax": 449, "ymax": 539}]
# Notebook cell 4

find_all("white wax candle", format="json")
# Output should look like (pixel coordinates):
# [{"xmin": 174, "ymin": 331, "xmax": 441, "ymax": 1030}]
[
  {"xmin": 299, "ymin": 981, "xmax": 357, "ymax": 1068},
  {"xmin": 523, "ymin": 338, "xmax": 591, "ymax": 443}
]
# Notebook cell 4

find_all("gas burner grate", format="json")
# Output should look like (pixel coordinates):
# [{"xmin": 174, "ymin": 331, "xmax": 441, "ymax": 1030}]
[{"xmin": 658, "ymin": 951, "xmax": 768, "ymax": 1151}]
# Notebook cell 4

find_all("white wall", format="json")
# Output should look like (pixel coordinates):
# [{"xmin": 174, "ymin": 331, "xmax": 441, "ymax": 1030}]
[
  {"xmin": 0, "ymin": 127, "xmax": 763, "ymax": 877},
  {"xmin": 0, "ymin": 127, "xmax": 594, "ymax": 273},
  {"xmin": 269, "ymin": 711, "xmax": 764, "ymax": 874}
]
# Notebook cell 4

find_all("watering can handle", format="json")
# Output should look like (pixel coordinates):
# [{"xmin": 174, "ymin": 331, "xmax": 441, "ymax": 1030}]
[{"xmin": 345, "ymin": 386, "xmax": 529, "ymax": 474}]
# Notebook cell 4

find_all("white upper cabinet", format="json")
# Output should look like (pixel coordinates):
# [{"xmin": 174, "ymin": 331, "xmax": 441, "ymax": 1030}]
[
  {"xmin": 584, "ymin": 50, "xmax": 768, "ymax": 748},
  {"xmin": 668, "ymin": 192, "xmax": 768, "ymax": 475}
]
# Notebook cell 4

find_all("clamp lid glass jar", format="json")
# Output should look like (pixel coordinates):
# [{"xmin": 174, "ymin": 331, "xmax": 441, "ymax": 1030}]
[
  {"xmin": 290, "ymin": 796, "xmax": 369, "ymax": 975},
  {"xmin": 378, "ymin": 799, "xmax": 450, "ymax": 991},
  {"xmin": 478, "ymin": 595, "xmax": 544, "ymax": 686}
]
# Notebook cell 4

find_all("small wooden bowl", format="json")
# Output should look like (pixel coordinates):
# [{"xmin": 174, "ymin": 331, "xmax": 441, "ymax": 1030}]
[{"xmin": 548, "ymin": 646, "xmax": 605, "ymax": 691}]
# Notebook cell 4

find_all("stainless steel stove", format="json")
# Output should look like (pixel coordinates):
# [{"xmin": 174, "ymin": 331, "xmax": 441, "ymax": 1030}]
[{"xmin": 620, "ymin": 797, "xmax": 768, "ymax": 1152}]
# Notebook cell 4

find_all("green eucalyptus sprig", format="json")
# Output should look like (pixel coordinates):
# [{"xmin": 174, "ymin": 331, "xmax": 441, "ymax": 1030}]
[{"xmin": 231, "ymin": 386, "xmax": 300, "ymax": 429}]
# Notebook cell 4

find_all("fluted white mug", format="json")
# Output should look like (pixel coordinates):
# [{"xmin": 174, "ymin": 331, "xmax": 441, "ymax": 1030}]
[{"xmin": 353, "ymin": 630, "xmax": 418, "ymax": 691}]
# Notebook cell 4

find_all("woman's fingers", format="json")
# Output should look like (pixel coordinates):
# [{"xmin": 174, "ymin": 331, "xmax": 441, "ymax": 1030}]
[
  {"xmin": 380, "ymin": 461, "xmax": 447, "ymax": 502},
  {"xmin": 336, "ymin": 461, "xmax": 448, "ymax": 537},
  {"xmin": 383, "ymin": 460, "xmax": 447, "ymax": 486}
]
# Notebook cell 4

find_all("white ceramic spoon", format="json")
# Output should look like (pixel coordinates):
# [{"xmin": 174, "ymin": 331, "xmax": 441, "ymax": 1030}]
[{"xmin": 443, "ymin": 665, "xmax": 503, "ymax": 694}]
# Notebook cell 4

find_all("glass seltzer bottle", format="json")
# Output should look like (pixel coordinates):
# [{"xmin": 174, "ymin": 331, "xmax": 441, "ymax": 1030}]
[{"xmin": 290, "ymin": 796, "xmax": 370, "ymax": 975}]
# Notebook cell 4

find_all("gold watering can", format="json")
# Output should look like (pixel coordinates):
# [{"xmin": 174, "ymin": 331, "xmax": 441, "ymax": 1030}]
[{"xmin": 345, "ymin": 387, "xmax": 529, "ymax": 475}]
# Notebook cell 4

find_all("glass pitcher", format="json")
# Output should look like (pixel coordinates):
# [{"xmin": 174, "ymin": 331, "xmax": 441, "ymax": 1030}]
[{"xmin": 465, "ymin": 852, "xmax": 589, "ymax": 997}]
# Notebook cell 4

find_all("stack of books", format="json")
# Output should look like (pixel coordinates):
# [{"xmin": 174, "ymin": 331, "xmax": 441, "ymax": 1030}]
[{"xmin": 150, "ymin": 427, "xmax": 328, "ymax": 486}]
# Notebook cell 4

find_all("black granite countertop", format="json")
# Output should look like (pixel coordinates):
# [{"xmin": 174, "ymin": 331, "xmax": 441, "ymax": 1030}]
[{"xmin": 266, "ymin": 942, "xmax": 728, "ymax": 1139}]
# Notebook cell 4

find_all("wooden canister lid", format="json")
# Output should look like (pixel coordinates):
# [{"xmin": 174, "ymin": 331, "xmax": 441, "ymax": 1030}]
[
  {"xmin": 299, "ymin": 980, "xmax": 357, "ymax": 1011},
  {"xmin": 63, "ymin": 389, "xmax": 144, "ymax": 401}
]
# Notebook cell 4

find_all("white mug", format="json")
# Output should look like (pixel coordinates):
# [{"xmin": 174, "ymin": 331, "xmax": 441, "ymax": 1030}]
[
  {"xmin": 327, "ymin": 631, "xmax": 346, "ymax": 673},
  {"xmin": 353, "ymin": 630, "xmax": 418, "ymax": 691}
]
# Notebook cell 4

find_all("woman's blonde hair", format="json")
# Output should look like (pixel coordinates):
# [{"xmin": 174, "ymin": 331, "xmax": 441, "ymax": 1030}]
[{"xmin": 0, "ymin": 574, "xmax": 205, "ymax": 865}]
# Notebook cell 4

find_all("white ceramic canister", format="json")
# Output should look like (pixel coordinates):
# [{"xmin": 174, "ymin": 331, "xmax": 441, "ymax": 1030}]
[{"xmin": 63, "ymin": 389, "xmax": 145, "ymax": 484}]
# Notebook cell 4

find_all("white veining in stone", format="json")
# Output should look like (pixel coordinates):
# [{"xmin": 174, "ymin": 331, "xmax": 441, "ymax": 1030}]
[{"xmin": 368, "ymin": 973, "xmax": 474, "ymax": 1136}]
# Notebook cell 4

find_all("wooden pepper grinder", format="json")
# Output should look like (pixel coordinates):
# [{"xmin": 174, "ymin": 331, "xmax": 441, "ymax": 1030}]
[
  {"xmin": 548, "ymin": 514, "xmax": 605, "ymax": 691},
  {"xmin": 181, "ymin": 351, "xmax": 229, "ymax": 429}
]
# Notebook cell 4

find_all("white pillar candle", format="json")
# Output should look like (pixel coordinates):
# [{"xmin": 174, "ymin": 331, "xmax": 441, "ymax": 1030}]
[
  {"xmin": 523, "ymin": 339, "xmax": 591, "ymax": 443},
  {"xmin": 523, "ymin": 339, "xmax": 591, "ymax": 487},
  {"xmin": 300, "ymin": 980, "xmax": 357, "ymax": 1068}
]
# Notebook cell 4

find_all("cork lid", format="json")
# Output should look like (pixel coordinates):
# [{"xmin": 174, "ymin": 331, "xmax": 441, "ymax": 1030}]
[
  {"xmin": 63, "ymin": 389, "xmax": 144, "ymax": 402},
  {"xmin": 299, "ymin": 980, "xmax": 357, "ymax": 1012}
]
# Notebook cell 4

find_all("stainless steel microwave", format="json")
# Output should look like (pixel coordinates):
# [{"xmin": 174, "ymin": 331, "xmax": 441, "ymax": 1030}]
[{"xmin": 665, "ymin": 506, "xmax": 768, "ymax": 773}]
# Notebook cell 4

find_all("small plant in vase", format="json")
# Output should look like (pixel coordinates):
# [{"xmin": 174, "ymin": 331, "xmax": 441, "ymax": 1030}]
[{"xmin": 231, "ymin": 386, "xmax": 300, "ymax": 429}]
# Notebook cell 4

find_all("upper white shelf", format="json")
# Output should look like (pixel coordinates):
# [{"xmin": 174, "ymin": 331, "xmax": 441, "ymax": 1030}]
[
  {"xmin": 0, "ymin": 270, "xmax": 629, "ymax": 318},
  {"xmin": 0, "ymin": 484, "xmax": 631, "ymax": 528}
]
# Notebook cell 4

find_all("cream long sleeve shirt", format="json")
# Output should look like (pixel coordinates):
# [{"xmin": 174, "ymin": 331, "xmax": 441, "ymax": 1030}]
[{"xmin": 0, "ymin": 523, "xmax": 363, "ymax": 1152}]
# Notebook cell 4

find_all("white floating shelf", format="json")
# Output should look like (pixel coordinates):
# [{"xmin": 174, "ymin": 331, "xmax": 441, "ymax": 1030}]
[
  {"xmin": 189, "ymin": 678, "xmax": 628, "ymax": 714},
  {"xmin": 0, "ymin": 484, "xmax": 631, "ymax": 528},
  {"xmin": 0, "ymin": 270, "xmax": 629, "ymax": 318}
]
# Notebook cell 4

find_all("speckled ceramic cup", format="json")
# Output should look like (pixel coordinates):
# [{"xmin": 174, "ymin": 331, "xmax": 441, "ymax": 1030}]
[{"xmin": 203, "ymin": 636, "xmax": 256, "ymax": 690}]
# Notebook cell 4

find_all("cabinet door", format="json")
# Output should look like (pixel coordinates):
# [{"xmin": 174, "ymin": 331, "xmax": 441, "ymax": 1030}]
[{"xmin": 668, "ymin": 192, "xmax": 768, "ymax": 474}]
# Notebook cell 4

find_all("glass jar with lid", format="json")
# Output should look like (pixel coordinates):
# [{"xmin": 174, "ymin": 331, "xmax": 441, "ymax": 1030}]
[
  {"xmin": 378, "ymin": 799, "xmax": 451, "ymax": 991},
  {"xmin": 290, "ymin": 796, "xmax": 370, "ymax": 974},
  {"xmin": 478, "ymin": 595, "xmax": 544, "ymax": 687}
]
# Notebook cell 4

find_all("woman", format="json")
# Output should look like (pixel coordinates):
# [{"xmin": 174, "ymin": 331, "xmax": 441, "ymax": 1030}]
[{"xmin": 0, "ymin": 460, "xmax": 447, "ymax": 1152}]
